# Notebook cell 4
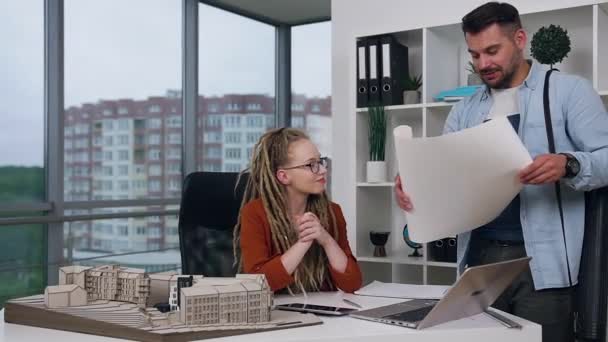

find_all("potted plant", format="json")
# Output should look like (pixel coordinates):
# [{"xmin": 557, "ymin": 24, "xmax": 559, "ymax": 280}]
[
  {"xmin": 367, "ymin": 104, "xmax": 387, "ymax": 183},
  {"xmin": 530, "ymin": 24, "xmax": 571, "ymax": 69},
  {"xmin": 466, "ymin": 61, "xmax": 483, "ymax": 85},
  {"xmin": 402, "ymin": 74, "xmax": 422, "ymax": 104}
]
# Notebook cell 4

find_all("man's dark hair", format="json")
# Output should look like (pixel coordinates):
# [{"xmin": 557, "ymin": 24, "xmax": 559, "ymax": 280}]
[{"xmin": 461, "ymin": 2, "xmax": 522, "ymax": 34}]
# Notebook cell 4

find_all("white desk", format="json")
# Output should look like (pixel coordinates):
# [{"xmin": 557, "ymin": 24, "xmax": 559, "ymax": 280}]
[{"xmin": 0, "ymin": 292, "xmax": 541, "ymax": 342}]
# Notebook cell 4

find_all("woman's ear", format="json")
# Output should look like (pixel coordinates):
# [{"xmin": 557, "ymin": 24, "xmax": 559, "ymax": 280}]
[{"xmin": 276, "ymin": 169, "xmax": 290, "ymax": 185}]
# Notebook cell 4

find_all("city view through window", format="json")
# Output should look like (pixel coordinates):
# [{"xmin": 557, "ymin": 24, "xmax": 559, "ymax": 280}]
[
  {"xmin": 0, "ymin": 1, "xmax": 330, "ymax": 307},
  {"xmin": 0, "ymin": 0, "xmax": 45, "ymax": 308}
]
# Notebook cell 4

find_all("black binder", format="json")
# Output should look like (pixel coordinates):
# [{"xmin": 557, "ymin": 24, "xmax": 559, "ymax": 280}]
[
  {"xmin": 367, "ymin": 38, "xmax": 381, "ymax": 105},
  {"xmin": 429, "ymin": 239, "xmax": 445, "ymax": 262},
  {"xmin": 428, "ymin": 238, "xmax": 457, "ymax": 262},
  {"xmin": 445, "ymin": 237, "xmax": 457, "ymax": 262},
  {"xmin": 379, "ymin": 35, "xmax": 409, "ymax": 106},
  {"xmin": 356, "ymin": 39, "xmax": 369, "ymax": 108}
]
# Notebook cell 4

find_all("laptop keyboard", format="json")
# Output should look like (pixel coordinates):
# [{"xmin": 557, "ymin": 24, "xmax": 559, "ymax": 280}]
[{"xmin": 384, "ymin": 305, "xmax": 435, "ymax": 322}]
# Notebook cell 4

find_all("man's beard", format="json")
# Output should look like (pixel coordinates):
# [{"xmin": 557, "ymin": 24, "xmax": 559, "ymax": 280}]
[
  {"xmin": 480, "ymin": 65, "xmax": 517, "ymax": 89},
  {"xmin": 480, "ymin": 51, "xmax": 523, "ymax": 89}
]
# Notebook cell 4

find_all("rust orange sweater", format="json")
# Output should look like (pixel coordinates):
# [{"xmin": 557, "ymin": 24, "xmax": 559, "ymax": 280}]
[{"xmin": 239, "ymin": 198, "xmax": 362, "ymax": 293}]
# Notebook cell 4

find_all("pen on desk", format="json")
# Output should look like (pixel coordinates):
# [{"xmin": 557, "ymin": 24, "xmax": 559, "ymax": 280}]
[{"xmin": 343, "ymin": 298, "xmax": 363, "ymax": 308}]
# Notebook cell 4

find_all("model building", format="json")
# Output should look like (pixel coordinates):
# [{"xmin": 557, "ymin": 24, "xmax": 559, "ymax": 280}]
[
  {"xmin": 44, "ymin": 284, "xmax": 87, "ymax": 308},
  {"xmin": 148, "ymin": 272, "xmax": 176, "ymax": 307},
  {"xmin": 178, "ymin": 274, "xmax": 272, "ymax": 325},
  {"xmin": 59, "ymin": 264, "xmax": 150, "ymax": 308},
  {"xmin": 169, "ymin": 275, "xmax": 203, "ymax": 311},
  {"xmin": 44, "ymin": 264, "xmax": 274, "ymax": 328}
]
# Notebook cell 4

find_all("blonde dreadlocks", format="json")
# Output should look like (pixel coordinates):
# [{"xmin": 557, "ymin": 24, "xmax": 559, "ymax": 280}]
[{"xmin": 233, "ymin": 128, "xmax": 338, "ymax": 294}]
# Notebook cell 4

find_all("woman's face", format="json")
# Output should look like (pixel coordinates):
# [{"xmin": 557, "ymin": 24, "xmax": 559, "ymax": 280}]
[{"xmin": 279, "ymin": 139, "xmax": 327, "ymax": 195}]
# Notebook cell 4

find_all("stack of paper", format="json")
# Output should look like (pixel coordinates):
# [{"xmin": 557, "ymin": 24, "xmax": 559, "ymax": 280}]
[{"xmin": 354, "ymin": 280, "xmax": 450, "ymax": 299}]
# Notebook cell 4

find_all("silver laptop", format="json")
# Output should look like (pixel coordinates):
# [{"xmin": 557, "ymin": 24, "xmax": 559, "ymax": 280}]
[{"xmin": 350, "ymin": 256, "xmax": 531, "ymax": 329}]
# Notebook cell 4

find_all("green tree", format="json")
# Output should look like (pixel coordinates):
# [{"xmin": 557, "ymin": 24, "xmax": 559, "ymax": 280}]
[
  {"xmin": 0, "ymin": 166, "xmax": 44, "ymax": 203},
  {"xmin": 0, "ymin": 166, "xmax": 45, "ymax": 308}
]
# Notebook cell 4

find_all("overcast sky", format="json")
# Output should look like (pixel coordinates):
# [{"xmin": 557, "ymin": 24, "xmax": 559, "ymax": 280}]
[{"xmin": 0, "ymin": 0, "xmax": 330, "ymax": 166}]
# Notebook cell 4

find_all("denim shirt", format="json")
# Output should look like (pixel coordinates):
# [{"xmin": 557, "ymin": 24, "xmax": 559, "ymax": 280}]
[{"xmin": 445, "ymin": 61, "xmax": 608, "ymax": 289}]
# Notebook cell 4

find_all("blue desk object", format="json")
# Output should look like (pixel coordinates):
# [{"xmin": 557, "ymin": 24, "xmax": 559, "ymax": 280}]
[{"xmin": 434, "ymin": 85, "xmax": 483, "ymax": 102}]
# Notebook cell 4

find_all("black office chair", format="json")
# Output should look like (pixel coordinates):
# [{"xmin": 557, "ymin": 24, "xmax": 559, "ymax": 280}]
[{"xmin": 178, "ymin": 172, "xmax": 248, "ymax": 277}]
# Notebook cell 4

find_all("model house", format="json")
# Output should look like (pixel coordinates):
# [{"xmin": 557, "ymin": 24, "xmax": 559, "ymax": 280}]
[
  {"xmin": 44, "ymin": 284, "xmax": 88, "ymax": 308},
  {"xmin": 58, "ymin": 264, "xmax": 150, "ymax": 308},
  {"xmin": 168, "ymin": 274, "xmax": 204, "ymax": 311},
  {"xmin": 147, "ymin": 272, "xmax": 176, "ymax": 307},
  {"xmin": 58, "ymin": 265, "xmax": 91, "ymax": 289},
  {"xmin": 178, "ymin": 274, "xmax": 272, "ymax": 326},
  {"xmin": 85, "ymin": 265, "xmax": 150, "ymax": 307}
]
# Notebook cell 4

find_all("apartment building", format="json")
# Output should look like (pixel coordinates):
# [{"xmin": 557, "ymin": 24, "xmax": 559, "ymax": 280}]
[
  {"xmin": 84, "ymin": 265, "xmax": 149, "ymax": 308},
  {"xmin": 63, "ymin": 92, "xmax": 331, "ymax": 268},
  {"xmin": 178, "ymin": 274, "xmax": 272, "ymax": 326}
]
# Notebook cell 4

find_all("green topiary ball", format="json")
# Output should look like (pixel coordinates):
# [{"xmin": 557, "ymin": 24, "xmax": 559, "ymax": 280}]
[{"xmin": 530, "ymin": 24, "xmax": 571, "ymax": 67}]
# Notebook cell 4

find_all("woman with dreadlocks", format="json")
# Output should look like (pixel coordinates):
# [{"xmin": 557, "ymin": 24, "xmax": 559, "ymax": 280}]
[{"xmin": 233, "ymin": 128, "xmax": 362, "ymax": 294}]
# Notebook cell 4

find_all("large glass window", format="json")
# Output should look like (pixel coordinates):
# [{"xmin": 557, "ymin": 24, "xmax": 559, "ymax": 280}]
[
  {"xmin": 64, "ymin": 0, "xmax": 182, "ymax": 201},
  {"xmin": 291, "ymin": 22, "xmax": 332, "ymax": 158},
  {"xmin": 0, "ymin": 0, "xmax": 44, "ymax": 202},
  {"xmin": 197, "ymin": 4, "xmax": 275, "ymax": 172},
  {"xmin": 0, "ymin": 0, "xmax": 45, "ymax": 308},
  {"xmin": 1, "ymin": 1, "xmax": 305, "ymax": 309},
  {"xmin": 63, "ymin": 211, "xmax": 180, "ymax": 273}
]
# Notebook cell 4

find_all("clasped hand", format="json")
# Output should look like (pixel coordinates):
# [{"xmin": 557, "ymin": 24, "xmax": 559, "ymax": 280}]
[{"xmin": 296, "ymin": 212, "xmax": 331, "ymax": 247}]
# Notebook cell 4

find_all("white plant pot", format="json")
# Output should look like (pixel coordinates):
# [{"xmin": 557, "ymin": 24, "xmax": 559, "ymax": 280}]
[
  {"xmin": 366, "ymin": 161, "xmax": 387, "ymax": 183},
  {"xmin": 402, "ymin": 90, "xmax": 420, "ymax": 104}
]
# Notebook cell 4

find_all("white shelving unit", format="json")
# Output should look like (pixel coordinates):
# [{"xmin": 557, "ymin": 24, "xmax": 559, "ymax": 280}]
[{"xmin": 345, "ymin": 2, "xmax": 608, "ymax": 287}]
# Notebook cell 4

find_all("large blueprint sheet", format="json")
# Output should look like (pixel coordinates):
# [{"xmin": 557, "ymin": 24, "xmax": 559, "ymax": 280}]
[{"xmin": 393, "ymin": 117, "xmax": 532, "ymax": 243}]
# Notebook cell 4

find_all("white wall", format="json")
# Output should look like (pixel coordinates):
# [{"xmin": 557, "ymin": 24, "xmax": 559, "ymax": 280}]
[{"xmin": 330, "ymin": 0, "xmax": 602, "ymax": 252}]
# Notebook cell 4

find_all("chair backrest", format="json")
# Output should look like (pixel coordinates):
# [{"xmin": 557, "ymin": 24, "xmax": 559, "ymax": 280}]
[{"xmin": 178, "ymin": 172, "xmax": 248, "ymax": 277}]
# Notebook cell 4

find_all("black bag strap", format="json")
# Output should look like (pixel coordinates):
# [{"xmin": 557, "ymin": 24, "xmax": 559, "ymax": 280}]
[{"xmin": 542, "ymin": 69, "xmax": 573, "ymax": 287}]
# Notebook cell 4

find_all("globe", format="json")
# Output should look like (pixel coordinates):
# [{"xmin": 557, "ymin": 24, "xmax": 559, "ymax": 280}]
[{"xmin": 403, "ymin": 224, "xmax": 422, "ymax": 257}]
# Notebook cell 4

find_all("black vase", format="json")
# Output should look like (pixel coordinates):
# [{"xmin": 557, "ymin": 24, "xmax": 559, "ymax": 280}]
[{"xmin": 369, "ymin": 231, "xmax": 390, "ymax": 257}]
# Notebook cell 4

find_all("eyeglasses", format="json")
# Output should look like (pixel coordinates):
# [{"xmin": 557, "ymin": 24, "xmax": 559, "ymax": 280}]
[{"xmin": 281, "ymin": 157, "xmax": 328, "ymax": 174}]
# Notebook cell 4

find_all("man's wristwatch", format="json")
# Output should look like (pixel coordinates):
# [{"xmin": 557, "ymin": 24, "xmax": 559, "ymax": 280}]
[{"xmin": 560, "ymin": 153, "xmax": 580, "ymax": 178}]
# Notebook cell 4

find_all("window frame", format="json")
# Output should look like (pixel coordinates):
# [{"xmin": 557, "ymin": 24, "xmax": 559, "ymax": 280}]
[{"xmin": 0, "ymin": 0, "xmax": 323, "ymax": 290}]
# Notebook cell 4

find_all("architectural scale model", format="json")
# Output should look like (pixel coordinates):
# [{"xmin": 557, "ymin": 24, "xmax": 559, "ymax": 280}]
[
  {"xmin": 47, "ymin": 265, "xmax": 273, "ymax": 326},
  {"xmin": 5, "ymin": 265, "xmax": 321, "ymax": 341}
]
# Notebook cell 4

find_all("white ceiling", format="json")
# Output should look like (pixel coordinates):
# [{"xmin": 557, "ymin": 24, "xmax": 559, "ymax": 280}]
[{"xmin": 200, "ymin": 0, "xmax": 331, "ymax": 26}]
